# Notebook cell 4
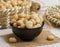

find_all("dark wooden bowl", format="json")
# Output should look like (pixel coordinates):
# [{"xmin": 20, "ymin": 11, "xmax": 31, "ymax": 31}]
[{"xmin": 10, "ymin": 22, "xmax": 44, "ymax": 41}]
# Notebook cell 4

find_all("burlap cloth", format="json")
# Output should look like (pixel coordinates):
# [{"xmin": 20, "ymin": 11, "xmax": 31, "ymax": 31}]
[{"xmin": 1, "ymin": 30, "xmax": 60, "ymax": 47}]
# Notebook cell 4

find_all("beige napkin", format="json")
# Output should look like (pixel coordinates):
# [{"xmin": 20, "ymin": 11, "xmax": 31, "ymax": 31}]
[{"xmin": 1, "ymin": 30, "xmax": 60, "ymax": 47}]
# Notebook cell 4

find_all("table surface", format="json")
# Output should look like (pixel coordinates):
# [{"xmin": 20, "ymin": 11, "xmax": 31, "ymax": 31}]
[{"xmin": 0, "ymin": 0, "xmax": 60, "ymax": 47}]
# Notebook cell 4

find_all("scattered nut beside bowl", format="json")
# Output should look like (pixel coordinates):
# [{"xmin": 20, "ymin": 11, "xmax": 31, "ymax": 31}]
[
  {"xmin": 9, "ymin": 37, "xmax": 17, "ymax": 43},
  {"xmin": 47, "ymin": 35, "xmax": 55, "ymax": 41}
]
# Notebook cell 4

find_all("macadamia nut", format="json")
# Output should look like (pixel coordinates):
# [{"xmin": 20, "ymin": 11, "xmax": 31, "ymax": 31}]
[
  {"xmin": 34, "ymin": 24, "xmax": 42, "ymax": 28},
  {"xmin": 20, "ymin": 24, "xmax": 25, "ymax": 28},
  {"xmin": 26, "ymin": 21, "xmax": 33, "ymax": 29},
  {"xmin": 17, "ymin": 1, "xmax": 22, "ymax": 6},
  {"xmin": 18, "ymin": 26, "xmax": 21, "ymax": 28},
  {"xmin": 13, "ymin": 15, "xmax": 18, "ymax": 20},
  {"xmin": 31, "ymin": 13, "xmax": 38, "ymax": 20},
  {"xmin": 11, "ymin": 0, "xmax": 17, "ymax": 6},
  {"xmin": 21, "ymin": 1, "xmax": 28, "ymax": 6},
  {"xmin": 9, "ymin": 37, "xmax": 17, "ymax": 43},
  {"xmin": 17, "ymin": 20, "xmax": 24, "ymax": 25},
  {"xmin": 30, "ymin": 19, "xmax": 36, "ymax": 25},
  {"xmin": 36, "ymin": 17, "xmax": 41, "ymax": 23},
  {"xmin": 13, "ymin": 23, "xmax": 17, "ymax": 27},
  {"xmin": 47, "ymin": 35, "xmax": 55, "ymax": 41},
  {"xmin": 17, "ymin": 20, "xmax": 25, "ymax": 28},
  {"xmin": 18, "ymin": 13, "xmax": 26, "ymax": 18},
  {"xmin": 25, "ymin": 15, "xmax": 31, "ymax": 19},
  {"xmin": 11, "ymin": 19, "xmax": 17, "ymax": 23},
  {"xmin": 54, "ymin": 13, "xmax": 60, "ymax": 19},
  {"xmin": 39, "ymin": 16, "xmax": 44, "ymax": 22},
  {"xmin": 0, "ymin": 3, "xmax": 3, "ymax": 8}
]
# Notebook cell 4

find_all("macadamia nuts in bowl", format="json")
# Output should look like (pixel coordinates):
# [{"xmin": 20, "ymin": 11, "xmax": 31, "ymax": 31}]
[{"xmin": 10, "ymin": 12, "xmax": 44, "ymax": 41}]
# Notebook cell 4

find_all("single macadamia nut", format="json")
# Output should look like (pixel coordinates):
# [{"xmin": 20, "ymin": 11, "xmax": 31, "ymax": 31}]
[
  {"xmin": 34, "ymin": 24, "xmax": 42, "ymax": 28},
  {"xmin": 17, "ymin": 20, "xmax": 25, "ymax": 28},
  {"xmin": 39, "ymin": 16, "xmax": 44, "ymax": 22},
  {"xmin": 9, "ymin": 37, "xmax": 17, "ymax": 43},
  {"xmin": 11, "ymin": 19, "xmax": 17, "ymax": 23},
  {"xmin": 36, "ymin": 17, "xmax": 41, "ymax": 23},
  {"xmin": 13, "ymin": 15, "xmax": 18, "ymax": 20},
  {"xmin": 20, "ymin": 24, "xmax": 25, "ymax": 28},
  {"xmin": 17, "ymin": 20, "xmax": 24, "ymax": 25},
  {"xmin": 18, "ymin": 26, "xmax": 21, "ymax": 28},
  {"xmin": 13, "ymin": 23, "xmax": 17, "ymax": 27},
  {"xmin": 30, "ymin": 19, "xmax": 36, "ymax": 25},
  {"xmin": 47, "ymin": 35, "xmax": 55, "ymax": 41},
  {"xmin": 31, "ymin": 13, "xmax": 38, "ymax": 20},
  {"xmin": 17, "ymin": 1, "xmax": 23, "ymax": 6},
  {"xmin": 54, "ymin": 13, "xmax": 60, "ymax": 19},
  {"xmin": 26, "ymin": 21, "xmax": 33, "ymax": 29},
  {"xmin": 0, "ymin": 3, "xmax": 3, "ymax": 8},
  {"xmin": 11, "ymin": 0, "xmax": 17, "ymax": 6},
  {"xmin": 25, "ymin": 15, "xmax": 31, "ymax": 19},
  {"xmin": 21, "ymin": 1, "xmax": 28, "ymax": 6}
]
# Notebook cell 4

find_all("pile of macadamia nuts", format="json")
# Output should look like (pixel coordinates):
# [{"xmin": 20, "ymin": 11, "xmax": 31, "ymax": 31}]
[
  {"xmin": 0, "ymin": 0, "xmax": 32, "ymax": 29},
  {"xmin": 11, "ymin": 11, "xmax": 44, "ymax": 29},
  {"xmin": 0, "ymin": 0, "xmax": 31, "ymax": 9}
]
